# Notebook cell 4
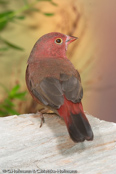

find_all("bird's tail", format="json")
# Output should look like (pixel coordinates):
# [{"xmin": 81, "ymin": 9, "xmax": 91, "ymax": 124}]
[{"xmin": 58, "ymin": 99, "xmax": 93, "ymax": 142}]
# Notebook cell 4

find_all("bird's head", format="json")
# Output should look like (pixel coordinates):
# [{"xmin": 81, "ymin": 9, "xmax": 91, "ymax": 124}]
[{"xmin": 28, "ymin": 32, "xmax": 77, "ymax": 63}]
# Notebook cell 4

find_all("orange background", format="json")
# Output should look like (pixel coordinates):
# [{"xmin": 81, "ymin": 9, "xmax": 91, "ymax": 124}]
[{"xmin": 1, "ymin": 0, "xmax": 116, "ymax": 122}]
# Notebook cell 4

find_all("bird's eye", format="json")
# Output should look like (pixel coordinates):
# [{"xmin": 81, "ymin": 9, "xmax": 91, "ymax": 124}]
[{"xmin": 55, "ymin": 38, "xmax": 63, "ymax": 44}]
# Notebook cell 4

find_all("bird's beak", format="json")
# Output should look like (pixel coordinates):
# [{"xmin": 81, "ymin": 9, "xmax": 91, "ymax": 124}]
[{"xmin": 66, "ymin": 35, "xmax": 78, "ymax": 45}]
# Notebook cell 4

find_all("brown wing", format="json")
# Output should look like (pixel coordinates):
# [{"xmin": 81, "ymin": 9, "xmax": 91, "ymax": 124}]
[
  {"xmin": 29, "ymin": 73, "xmax": 83, "ymax": 109},
  {"xmin": 60, "ymin": 74, "xmax": 83, "ymax": 103}
]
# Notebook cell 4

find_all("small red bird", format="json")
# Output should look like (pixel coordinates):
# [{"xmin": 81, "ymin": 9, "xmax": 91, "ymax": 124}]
[{"xmin": 26, "ymin": 32, "xmax": 93, "ymax": 142}]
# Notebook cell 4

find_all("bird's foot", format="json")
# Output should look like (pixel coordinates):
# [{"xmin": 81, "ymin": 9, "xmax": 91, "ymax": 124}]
[
  {"xmin": 39, "ymin": 112, "xmax": 45, "ymax": 128},
  {"xmin": 36, "ymin": 111, "xmax": 45, "ymax": 128},
  {"xmin": 36, "ymin": 108, "xmax": 49, "ymax": 128}
]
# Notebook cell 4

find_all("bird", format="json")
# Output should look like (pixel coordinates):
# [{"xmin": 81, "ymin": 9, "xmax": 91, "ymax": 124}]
[{"xmin": 26, "ymin": 32, "xmax": 93, "ymax": 143}]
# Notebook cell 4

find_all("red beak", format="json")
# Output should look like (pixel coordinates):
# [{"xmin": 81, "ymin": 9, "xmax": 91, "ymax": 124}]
[{"xmin": 66, "ymin": 35, "xmax": 78, "ymax": 45}]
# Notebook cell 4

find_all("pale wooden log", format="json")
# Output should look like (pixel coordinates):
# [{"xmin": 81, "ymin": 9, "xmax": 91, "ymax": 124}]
[{"xmin": 0, "ymin": 113, "xmax": 116, "ymax": 174}]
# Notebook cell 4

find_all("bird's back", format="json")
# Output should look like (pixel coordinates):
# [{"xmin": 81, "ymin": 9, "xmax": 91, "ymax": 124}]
[{"xmin": 26, "ymin": 57, "xmax": 80, "ymax": 85}]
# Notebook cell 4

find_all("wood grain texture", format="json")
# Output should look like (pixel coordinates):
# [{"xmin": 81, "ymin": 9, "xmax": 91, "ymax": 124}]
[{"xmin": 0, "ymin": 113, "xmax": 116, "ymax": 174}]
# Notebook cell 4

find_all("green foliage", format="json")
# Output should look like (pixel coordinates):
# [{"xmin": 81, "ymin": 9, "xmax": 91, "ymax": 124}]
[
  {"xmin": 0, "ymin": 0, "xmax": 57, "ymax": 116},
  {"xmin": 0, "ymin": 84, "xmax": 27, "ymax": 117},
  {"xmin": 0, "ymin": 0, "xmax": 57, "ymax": 52},
  {"xmin": 0, "ymin": 47, "xmax": 9, "ymax": 51},
  {"xmin": 0, "ymin": 37, "xmax": 24, "ymax": 51},
  {"xmin": 0, "ymin": 9, "xmax": 26, "ymax": 51},
  {"xmin": 0, "ymin": 10, "xmax": 26, "ymax": 31},
  {"xmin": 0, "ymin": 0, "xmax": 8, "ymax": 4},
  {"xmin": 43, "ymin": 13, "xmax": 54, "ymax": 16},
  {"xmin": 0, "ymin": 11, "xmax": 13, "ymax": 31},
  {"xmin": 37, "ymin": 0, "xmax": 57, "ymax": 6}
]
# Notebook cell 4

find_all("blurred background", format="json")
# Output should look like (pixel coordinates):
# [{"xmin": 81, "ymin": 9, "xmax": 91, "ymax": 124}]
[{"xmin": 0, "ymin": 0, "xmax": 116, "ymax": 122}]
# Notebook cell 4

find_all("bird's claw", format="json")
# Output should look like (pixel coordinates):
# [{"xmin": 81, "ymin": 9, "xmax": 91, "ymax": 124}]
[{"xmin": 39, "ymin": 113, "xmax": 45, "ymax": 128}]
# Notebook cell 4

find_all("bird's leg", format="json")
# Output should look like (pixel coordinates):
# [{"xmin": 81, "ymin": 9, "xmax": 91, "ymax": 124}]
[
  {"xmin": 37, "ymin": 108, "xmax": 49, "ymax": 128},
  {"xmin": 39, "ymin": 112, "xmax": 45, "ymax": 128},
  {"xmin": 36, "ymin": 108, "xmax": 59, "ymax": 127}
]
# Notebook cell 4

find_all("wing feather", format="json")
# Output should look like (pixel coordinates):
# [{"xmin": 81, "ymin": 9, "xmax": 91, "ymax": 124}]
[{"xmin": 30, "ymin": 73, "xmax": 83, "ymax": 109}]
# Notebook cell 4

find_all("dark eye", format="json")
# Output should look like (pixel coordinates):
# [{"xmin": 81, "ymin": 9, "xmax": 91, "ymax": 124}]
[{"xmin": 55, "ymin": 38, "xmax": 63, "ymax": 44}]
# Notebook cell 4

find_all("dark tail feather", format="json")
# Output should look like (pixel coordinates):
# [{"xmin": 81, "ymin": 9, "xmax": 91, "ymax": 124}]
[
  {"xmin": 58, "ymin": 100, "xmax": 94, "ymax": 143},
  {"xmin": 66, "ymin": 112, "xmax": 94, "ymax": 142}
]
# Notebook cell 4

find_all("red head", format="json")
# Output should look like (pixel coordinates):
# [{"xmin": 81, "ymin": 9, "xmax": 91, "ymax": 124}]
[{"xmin": 28, "ymin": 32, "xmax": 77, "ymax": 63}]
